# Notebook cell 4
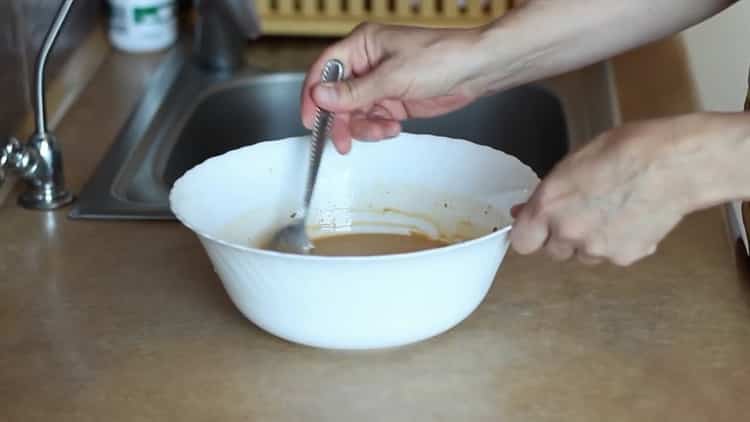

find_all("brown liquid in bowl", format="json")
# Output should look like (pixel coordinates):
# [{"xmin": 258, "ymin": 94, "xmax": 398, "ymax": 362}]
[{"xmin": 311, "ymin": 232, "xmax": 450, "ymax": 257}]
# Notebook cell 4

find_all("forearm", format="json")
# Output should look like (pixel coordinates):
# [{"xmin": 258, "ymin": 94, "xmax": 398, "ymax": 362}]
[{"xmin": 475, "ymin": 0, "xmax": 737, "ymax": 92}]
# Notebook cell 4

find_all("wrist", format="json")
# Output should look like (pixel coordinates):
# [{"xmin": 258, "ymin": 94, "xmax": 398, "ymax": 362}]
[
  {"xmin": 679, "ymin": 112, "xmax": 750, "ymax": 210},
  {"xmin": 427, "ymin": 26, "xmax": 499, "ymax": 97}
]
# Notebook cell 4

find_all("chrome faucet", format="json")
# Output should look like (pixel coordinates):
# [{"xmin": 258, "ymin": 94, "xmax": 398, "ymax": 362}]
[
  {"xmin": 0, "ymin": 0, "xmax": 75, "ymax": 210},
  {"xmin": 0, "ymin": 0, "xmax": 262, "ymax": 210},
  {"xmin": 193, "ymin": 0, "xmax": 262, "ymax": 71}
]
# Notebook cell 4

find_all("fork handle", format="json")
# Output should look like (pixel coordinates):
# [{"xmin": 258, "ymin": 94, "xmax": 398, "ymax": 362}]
[{"xmin": 303, "ymin": 59, "xmax": 346, "ymax": 210}]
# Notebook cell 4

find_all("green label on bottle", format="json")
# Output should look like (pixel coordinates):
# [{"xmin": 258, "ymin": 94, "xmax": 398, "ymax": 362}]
[{"xmin": 133, "ymin": 3, "xmax": 175, "ymax": 25}]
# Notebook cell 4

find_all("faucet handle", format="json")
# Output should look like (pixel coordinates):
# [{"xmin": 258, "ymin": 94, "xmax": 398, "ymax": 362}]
[
  {"xmin": 1, "ymin": 137, "xmax": 26, "ymax": 173},
  {"xmin": 193, "ymin": 0, "xmax": 262, "ymax": 70},
  {"xmin": 0, "ymin": 138, "xmax": 9, "ymax": 172},
  {"xmin": 194, "ymin": 0, "xmax": 262, "ymax": 39},
  {"xmin": 0, "ymin": 137, "xmax": 26, "ymax": 195},
  {"xmin": 0, "ymin": 138, "xmax": 16, "ymax": 190},
  {"xmin": 216, "ymin": 0, "xmax": 261, "ymax": 40}
]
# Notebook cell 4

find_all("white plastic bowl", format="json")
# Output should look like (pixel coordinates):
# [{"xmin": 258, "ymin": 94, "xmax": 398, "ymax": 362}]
[{"xmin": 169, "ymin": 133, "xmax": 538, "ymax": 349}]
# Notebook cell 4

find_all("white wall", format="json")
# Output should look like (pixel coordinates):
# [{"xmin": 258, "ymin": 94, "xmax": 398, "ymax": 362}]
[{"xmin": 681, "ymin": 1, "xmax": 750, "ymax": 111}]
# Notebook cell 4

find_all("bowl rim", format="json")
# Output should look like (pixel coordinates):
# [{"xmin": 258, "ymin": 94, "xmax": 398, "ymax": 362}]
[
  {"xmin": 173, "ymin": 204, "xmax": 514, "ymax": 262},
  {"xmin": 169, "ymin": 133, "xmax": 537, "ymax": 261}
]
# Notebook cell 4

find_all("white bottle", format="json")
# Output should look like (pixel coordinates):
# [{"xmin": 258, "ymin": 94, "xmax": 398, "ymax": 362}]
[{"xmin": 108, "ymin": 0, "xmax": 177, "ymax": 53}]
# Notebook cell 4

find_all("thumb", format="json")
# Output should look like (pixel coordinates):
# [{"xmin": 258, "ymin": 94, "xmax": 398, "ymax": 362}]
[{"xmin": 312, "ymin": 71, "xmax": 387, "ymax": 112}]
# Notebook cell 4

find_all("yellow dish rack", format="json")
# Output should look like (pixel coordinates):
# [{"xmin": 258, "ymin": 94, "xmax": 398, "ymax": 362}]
[{"xmin": 256, "ymin": 1, "xmax": 519, "ymax": 37}]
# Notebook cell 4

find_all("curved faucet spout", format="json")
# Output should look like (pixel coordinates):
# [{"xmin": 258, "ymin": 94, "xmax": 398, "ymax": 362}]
[{"xmin": 193, "ymin": 0, "xmax": 261, "ymax": 71}]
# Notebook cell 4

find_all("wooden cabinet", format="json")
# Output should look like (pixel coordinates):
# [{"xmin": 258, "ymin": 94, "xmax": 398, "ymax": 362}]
[{"xmin": 256, "ymin": 0, "xmax": 513, "ymax": 36}]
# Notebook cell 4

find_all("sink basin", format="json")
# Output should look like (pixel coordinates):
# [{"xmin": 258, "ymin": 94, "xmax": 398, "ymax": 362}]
[
  {"xmin": 163, "ymin": 77, "xmax": 566, "ymax": 189},
  {"xmin": 70, "ymin": 46, "xmax": 620, "ymax": 219}
]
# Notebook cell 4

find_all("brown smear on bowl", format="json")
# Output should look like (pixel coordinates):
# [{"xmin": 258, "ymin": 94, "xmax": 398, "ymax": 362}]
[
  {"xmin": 311, "ymin": 232, "xmax": 451, "ymax": 257},
  {"xmin": 306, "ymin": 207, "xmax": 466, "ymax": 257},
  {"xmin": 261, "ymin": 205, "xmax": 500, "ymax": 256}
]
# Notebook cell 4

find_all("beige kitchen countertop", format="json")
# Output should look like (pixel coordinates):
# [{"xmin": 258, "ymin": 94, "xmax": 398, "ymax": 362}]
[{"xmin": 2, "ymin": 32, "xmax": 750, "ymax": 421}]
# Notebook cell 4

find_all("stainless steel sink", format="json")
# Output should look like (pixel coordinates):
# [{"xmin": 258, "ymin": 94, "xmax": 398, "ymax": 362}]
[{"xmin": 70, "ymin": 44, "xmax": 620, "ymax": 220}]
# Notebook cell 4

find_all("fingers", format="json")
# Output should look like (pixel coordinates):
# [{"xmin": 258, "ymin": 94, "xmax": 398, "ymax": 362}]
[
  {"xmin": 510, "ymin": 189, "xmax": 598, "ymax": 264},
  {"xmin": 511, "ymin": 207, "xmax": 607, "ymax": 265},
  {"xmin": 300, "ymin": 23, "xmax": 402, "ymax": 154},
  {"xmin": 301, "ymin": 23, "xmax": 386, "ymax": 130},
  {"xmin": 301, "ymin": 56, "xmax": 337, "ymax": 129},
  {"xmin": 512, "ymin": 223, "xmax": 603, "ymax": 265},
  {"xmin": 311, "ymin": 67, "xmax": 394, "ymax": 113},
  {"xmin": 301, "ymin": 46, "xmax": 357, "ymax": 129},
  {"xmin": 325, "ymin": 107, "xmax": 401, "ymax": 155},
  {"xmin": 506, "ymin": 117, "xmax": 683, "ymax": 267},
  {"xmin": 575, "ymin": 250, "xmax": 603, "ymax": 265},
  {"xmin": 310, "ymin": 73, "xmax": 396, "ymax": 150},
  {"xmin": 544, "ymin": 238, "xmax": 575, "ymax": 261},
  {"xmin": 329, "ymin": 115, "xmax": 352, "ymax": 154},
  {"xmin": 510, "ymin": 210, "xmax": 656, "ymax": 266},
  {"xmin": 510, "ymin": 210, "xmax": 549, "ymax": 255},
  {"xmin": 349, "ymin": 110, "xmax": 401, "ymax": 141}
]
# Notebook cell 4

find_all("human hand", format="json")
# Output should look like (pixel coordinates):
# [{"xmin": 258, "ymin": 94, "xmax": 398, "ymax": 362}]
[
  {"xmin": 301, "ymin": 23, "xmax": 488, "ymax": 154},
  {"xmin": 509, "ymin": 113, "xmax": 749, "ymax": 266}
]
